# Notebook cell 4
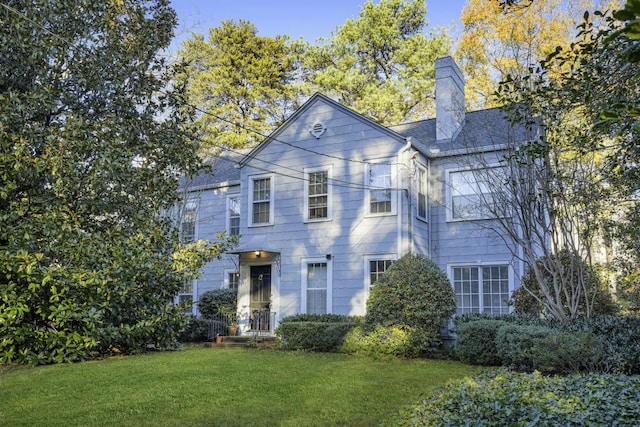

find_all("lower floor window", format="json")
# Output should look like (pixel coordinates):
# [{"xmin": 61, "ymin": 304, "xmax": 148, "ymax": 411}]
[
  {"xmin": 452, "ymin": 265, "xmax": 510, "ymax": 315},
  {"xmin": 306, "ymin": 262, "xmax": 328, "ymax": 314},
  {"xmin": 177, "ymin": 281, "xmax": 194, "ymax": 312},
  {"xmin": 228, "ymin": 272, "xmax": 239, "ymax": 289},
  {"xmin": 369, "ymin": 259, "xmax": 394, "ymax": 291}
]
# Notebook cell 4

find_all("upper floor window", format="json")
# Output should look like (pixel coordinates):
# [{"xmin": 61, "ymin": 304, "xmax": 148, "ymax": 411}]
[
  {"xmin": 180, "ymin": 199, "xmax": 198, "ymax": 242},
  {"xmin": 305, "ymin": 167, "xmax": 331, "ymax": 221},
  {"xmin": 249, "ymin": 174, "xmax": 274, "ymax": 226},
  {"xmin": 452, "ymin": 265, "xmax": 510, "ymax": 315},
  {"xmin": 227, "ymin": 195, "xmax": 240, "ymax": 236},
  {"xmin": 367, "ymin": 163, "xmax": 394, "ymax": 215},
  {"xmin": 416, "ymin": 165, "xmax": 427, "ymax": 221},
  {"xmin": 448, "ymin": 169, "xmax": 497, "ymax": 221}
]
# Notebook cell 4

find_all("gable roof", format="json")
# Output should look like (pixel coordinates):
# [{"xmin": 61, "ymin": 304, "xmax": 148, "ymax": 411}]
[{"xmin": 238, "ymin": 92, "xmax": 408, "ymax": 167}]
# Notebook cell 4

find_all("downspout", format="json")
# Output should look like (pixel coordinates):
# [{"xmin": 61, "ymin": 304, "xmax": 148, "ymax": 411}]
[{"xmin": 398, "ymin": 138, "xmax": 414, "ymax": 257}]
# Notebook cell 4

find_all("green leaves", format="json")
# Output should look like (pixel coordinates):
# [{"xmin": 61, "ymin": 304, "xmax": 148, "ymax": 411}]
[{"xmin": 0, "ymin": 0, "xmax": 213, "ymax": 364}]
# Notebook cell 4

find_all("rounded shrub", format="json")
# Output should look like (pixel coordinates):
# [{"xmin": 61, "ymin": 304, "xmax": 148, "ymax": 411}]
[
  {"xmin": 512, "ymin": 250, "xmax": 618, "ymax": 317},
  {"xmin": 496, "ymin": 323, "xmax": 553, "ymax": 372},
  {"xmin": 399, "ymin": 370, "xmax": 640, "ymax": 426},
  {"xmin": 365, "ymin": 254, "xmax": 456, "ymax": 344},
  {"xmin": 455, "ymin": 319, "xmax": 507, "ymax": 365}
]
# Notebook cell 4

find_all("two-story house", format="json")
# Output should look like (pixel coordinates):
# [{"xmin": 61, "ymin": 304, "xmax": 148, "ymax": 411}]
[{"xmin": 180, "ymin": 57, "xmax": 530, "ymax": 335}]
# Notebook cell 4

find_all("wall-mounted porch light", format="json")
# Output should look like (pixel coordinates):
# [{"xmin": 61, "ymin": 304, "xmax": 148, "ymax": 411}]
[{"xmin": 255, "ymin": 250, "xmax": 261, "ymax": 258}]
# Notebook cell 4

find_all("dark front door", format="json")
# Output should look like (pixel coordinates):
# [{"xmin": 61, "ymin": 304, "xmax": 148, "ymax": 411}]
[{"xmin": 250, "ymin": 265, "xmax": 271, "ymax": 330}]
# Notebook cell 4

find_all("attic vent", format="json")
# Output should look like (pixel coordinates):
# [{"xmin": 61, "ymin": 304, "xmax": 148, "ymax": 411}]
[{"xmin": 309, "ymin": 122, "xmax": 327, "ymax": 139}]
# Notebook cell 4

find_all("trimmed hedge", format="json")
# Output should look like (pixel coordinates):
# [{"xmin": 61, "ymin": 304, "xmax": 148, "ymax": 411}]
[
  {"xmin": 454, "ymin": 315, "xmax": 640, "ymax": 374},
  {"xmin": 454, "ymin": 319, "xmax": 507, "ymax": 365},
  {"xmin": 399, "ymin": 370, "xmax": 640, "ymax": 426},
  {"xmin": 275, "ymin": 315, "xmax": 361, "ymax": 352}
]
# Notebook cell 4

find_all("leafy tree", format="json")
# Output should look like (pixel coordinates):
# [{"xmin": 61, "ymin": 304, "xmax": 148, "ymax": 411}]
[
  {"xmin": 0, "ymin": 0, "xmax": 229, "ymax": 364},
  {"xmin": 177, "ymin": 20, "xmax": 301, "ymax": 155},
  {"xmin": 365, "ymin": 254, "xmax": 456, "ymax": 342},
  {"xmin": 456, "ymin": 0, "xmax": 615, "ymax": 109},
  {"xmin": 463, "ymin": 1, "xmax": 636, "ymax": 319},
  {"xmin": 301, "ymin": 0, "xmax": 451, "ymax": 125}
]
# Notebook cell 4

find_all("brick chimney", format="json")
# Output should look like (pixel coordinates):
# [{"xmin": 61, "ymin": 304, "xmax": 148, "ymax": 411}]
[{"xmin": 435, "ymin": 56, "xmax": 465, "ymax": 141}]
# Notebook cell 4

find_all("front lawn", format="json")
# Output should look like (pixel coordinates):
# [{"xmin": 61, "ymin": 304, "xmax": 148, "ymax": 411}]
[{"xmin": 0, "ymin": 347, "xmax": 483, "ymax": 426}]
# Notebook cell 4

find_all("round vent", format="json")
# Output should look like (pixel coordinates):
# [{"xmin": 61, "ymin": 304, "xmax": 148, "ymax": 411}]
[{"xmin": 309, "ymin": 122, "xmax": 327, "ymax": 139}]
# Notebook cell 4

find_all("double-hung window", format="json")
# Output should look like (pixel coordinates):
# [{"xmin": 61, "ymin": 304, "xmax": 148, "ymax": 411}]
[
  {"xmin": 180, "ymin": 199, "xmax": 198, "ymax": 242},
  {"xmin": 305, "ymin": 167, "xmax": 331, "ymax": 221},
  {"xmin": 448, "ymin": 168, "xmax": 500, "ymax": 221},
  {"xmin": 367, "ymin": 163, "xmax": 394, "ymax": 215},
  {"xmin": 227, "ymin": 195, "xmax": 240, "ymax": 236},
  {"xmin": 249, "ymin": 174, "xmax": 274, "ymax": 226},
  {"xmin": 416, "ymin": 165, "xmax": 427, "ymax": 221},
  {"xmin": 452, "ymin": 265, "xmax": 510, "ymax": 315},
  {"xmin": 301, "ymin": 258, "xmax": 332, "ymax": 314}
]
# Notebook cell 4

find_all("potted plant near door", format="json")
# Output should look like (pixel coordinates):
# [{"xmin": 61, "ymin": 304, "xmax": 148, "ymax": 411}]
[{"xmin": 198, "ymin": 288, "xmax": 238, "ymax": 339}]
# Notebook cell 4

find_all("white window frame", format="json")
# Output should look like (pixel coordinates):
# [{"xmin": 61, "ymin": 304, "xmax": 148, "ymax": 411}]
[
  {"xmin": 304, "ymin": 166, "xmax": 332, "ymax": 222},
  {"xmin": 224, "ymin": 268, "xmax": 240, "ymax": 289},
  {"xmin": 226, "ymin": 194, "xmax": 241, "ymax": 236},
  {"xmin": 363, "ymin": 254, "xmax": 397, "ymax": 301},
  {"xmin": 180, "ymin": 198, "xmax": 199, "ymax": 242},
  {"xmin": 449, "ymin": 263, "xmax": 512, "ymax": 315},
  {"xmin": 416, "ymin": 163, "xmax": 428, "ymax": 221},
  {"xmin": 365, "ymin": 162, "xmax": 396, "ymax": 216},
  {"xmin": 177, "ymin": 279, "xmax": 195, "ymax": 315},
  {"xmin": 300, "ymin": 257, "xmax": 333, "ymax": 314},
  {"xmin": 249, "ymin": 173, "xmax": 275, "ymax": 226},
  {"xmin": 446, "ymin": 167, "xmax": 502, "ymax": 222}
]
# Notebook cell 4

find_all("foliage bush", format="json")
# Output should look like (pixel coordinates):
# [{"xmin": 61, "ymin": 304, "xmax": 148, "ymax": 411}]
[
  {"xmin": 455, "ymin": 314, "xmax": 640, "ymax": 374},
  {"xmin": 275, "ymin": 321, "xmax": 357, "ymax": 352},
  {"xmin": 177, "ymin": 316, "xmax": 212, "ymax": 343},
  {"xmin": 197, "ymin": 288, "xmax": 238, "ymax": 318},
  {"xmin": 454, "ymin": 319, "xmax": 507, "ymax": 365},
  {"xmin": 531, "ymin": 331, "xmax": 606, "ymax": 375},
  {"xmin": 495, "ymin": 323, "xmax": 554, "ymax": 372},
  {"xmin": 398, "ymin": 370, "xmax": 640, "ymax": 426},
  {"xmin": 340, "ymin": 324, "xmax": 428, "ymax": 358},
  {"xmin": 365, "ymin": 254, "xmax": 456, "ymax": 344},
  {"xmin": 512, "ymin": 250, "xmax": 618, "ymax": 317}
]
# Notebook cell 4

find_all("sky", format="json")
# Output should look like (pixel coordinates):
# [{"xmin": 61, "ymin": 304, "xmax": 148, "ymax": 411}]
[{"xmin": 168, "ymin": 0, "xmax": 467, "ymax": 53}]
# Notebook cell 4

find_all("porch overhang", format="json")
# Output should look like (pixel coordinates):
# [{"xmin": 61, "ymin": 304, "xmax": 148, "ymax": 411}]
[{"xmin": 225, "ymin": 235, "xmax": 280, "ymax": 256}]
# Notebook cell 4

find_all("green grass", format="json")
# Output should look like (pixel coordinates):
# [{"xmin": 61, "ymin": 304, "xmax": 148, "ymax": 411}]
[{"xmin": 0, "ymin": 347, "xmax": 483, "ymax": 426}]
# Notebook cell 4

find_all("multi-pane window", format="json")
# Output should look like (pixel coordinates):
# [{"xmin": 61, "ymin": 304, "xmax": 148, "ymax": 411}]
[
  {"xmin": 368, "ymin": 163, "xmax": 393, "ymax": 214},
  {"xmin": 227, "ymin": 195, "xmax": 240, "ymax": 236},
  {"xmin": 417, "ymin": 166, "xmax": 427, "ymax": 220},
  {"xmin": 307, "ymin": 170, "xmax": 329, "ymax": 220},
  {"xmin": 250, "ymin": 176, "xmax": 272, "ymax": 225},
  {"xmin": 369, "ymin": 259, "xmax": 394, "ymax": 290},
  {"xmin": 306, "ymin": 262, "xmax": 328, "ymax": 314},
  {"xmin": 180, "ymin": 199, "xmax": 198, "ymax": 242},
  {"xmin": 449, "ymin": 169, "xmax": 498, "ymax": 220},
  {"xmin": 452, "ymin": 265, "xmax": 510, "ymax": 315}
]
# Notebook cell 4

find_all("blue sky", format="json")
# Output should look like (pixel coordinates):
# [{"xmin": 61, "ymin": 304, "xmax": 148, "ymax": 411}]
[{"xmin": 168, "ymin": 1, "xmax": 467, "ymax": 52}]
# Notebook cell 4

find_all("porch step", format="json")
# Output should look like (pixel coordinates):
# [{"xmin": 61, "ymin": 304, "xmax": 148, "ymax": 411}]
[{"xmin": 205, "ymin": 335, "xmax": 280, "ymax": 349}]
